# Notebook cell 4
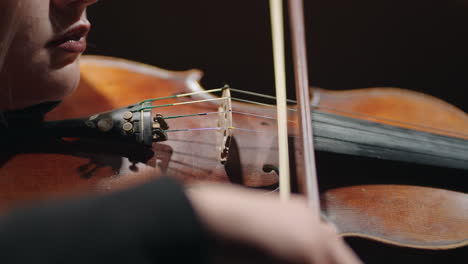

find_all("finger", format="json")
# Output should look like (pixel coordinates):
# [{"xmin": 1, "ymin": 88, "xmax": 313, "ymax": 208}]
[
  {"xmin": 304, "ymin": 225, "xmax": 361, "ymax": 264},
  {"xmin": 327, "ymin": 238, "xmax": 362, "ymax": 264}
]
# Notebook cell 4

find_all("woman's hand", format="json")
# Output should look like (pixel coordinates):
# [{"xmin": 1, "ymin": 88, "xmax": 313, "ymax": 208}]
[
  {"xmin": 187, "ymin": 184, "xmax": 362, "ymax": 264},
  {"xmin": 95, "ymin": 168, "xmax": 361, "ymax": 263}
]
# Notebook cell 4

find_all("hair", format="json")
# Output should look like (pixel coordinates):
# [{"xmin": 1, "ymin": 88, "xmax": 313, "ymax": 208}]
[{"xmin": 0, "ymin": 1, "xmax": 22, "ymax": 73}]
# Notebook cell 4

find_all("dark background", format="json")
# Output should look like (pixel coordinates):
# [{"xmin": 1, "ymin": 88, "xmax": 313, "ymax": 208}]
[
  {"xmin": 86, "ymin": 1, "xmax": 467, "ymax": 263},
  {"xmin": 86, "ymin": 0, "xmax": 467, "ymax": 111}
]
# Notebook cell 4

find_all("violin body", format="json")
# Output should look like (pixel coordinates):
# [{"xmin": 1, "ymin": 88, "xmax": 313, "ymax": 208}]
[{"xmin": 0, "ymin": 56, "xmax": 467, "ymax": 253}]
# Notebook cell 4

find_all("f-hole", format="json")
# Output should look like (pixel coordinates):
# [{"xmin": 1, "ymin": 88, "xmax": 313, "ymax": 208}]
[
  {"xmin": 224, "ymin": 136, "xmax": 243, "ymax": 185},
  {"xmin": 261, "ymin": 136, "xmax": 299, "ymax": 192}
]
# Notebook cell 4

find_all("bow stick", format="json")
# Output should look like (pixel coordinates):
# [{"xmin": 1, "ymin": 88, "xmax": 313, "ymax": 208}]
[{"xmin": 269, "ymin": 0, "xmax": 320, "ymax": 214}]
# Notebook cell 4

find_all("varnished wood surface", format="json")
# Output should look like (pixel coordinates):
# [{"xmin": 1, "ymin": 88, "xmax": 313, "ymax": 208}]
[
  {"xmin": 314, "ymin": 88, "xmax": 468, "ymax": 139},
  {"xmin": 323, "ymin": 185, "xmax": 468, "ymax": 249}
]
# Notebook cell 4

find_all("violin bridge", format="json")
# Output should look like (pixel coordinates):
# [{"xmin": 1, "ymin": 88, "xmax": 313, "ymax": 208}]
[{"xmin": 217, "ymin": 86, "xmax": 233, "ymax": 164}]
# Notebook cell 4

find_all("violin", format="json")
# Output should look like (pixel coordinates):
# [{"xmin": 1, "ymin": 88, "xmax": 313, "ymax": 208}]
[
  {"xmin": 1, "ymin": 0, "xmax": 467, "ymax": 262},
  {"xmin": 1, "ymin": 54, "xmax": 467, "ymax": 250}
]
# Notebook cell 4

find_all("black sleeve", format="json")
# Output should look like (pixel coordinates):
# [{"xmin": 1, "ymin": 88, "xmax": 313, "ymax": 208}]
[{"xmin": 0, "ymin": 177, "xmax": 209, "ymax": 264}]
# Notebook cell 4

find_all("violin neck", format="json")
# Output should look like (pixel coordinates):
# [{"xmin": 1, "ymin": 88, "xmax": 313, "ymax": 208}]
[{"xmin": 311, "ymin": 111, "xmax": 468, "ymax": 171}]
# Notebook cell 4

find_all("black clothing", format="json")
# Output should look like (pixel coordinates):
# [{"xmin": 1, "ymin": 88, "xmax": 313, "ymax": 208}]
[
  {"xmin": 0, "ymin": 101, "xmax": 60, "ymax": 145},
  {"xmin": 0, "ymin": 177, "xmax": 209, "ymax": 263},
  {"xmin": 0, "ymin": 101, "xmax": 60, "ymax": 128}
]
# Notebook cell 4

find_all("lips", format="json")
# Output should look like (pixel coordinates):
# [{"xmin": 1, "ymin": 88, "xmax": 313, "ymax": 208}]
[{"xmin": 48, "ymin": 24, "xmax": 90, "ymax": 53}]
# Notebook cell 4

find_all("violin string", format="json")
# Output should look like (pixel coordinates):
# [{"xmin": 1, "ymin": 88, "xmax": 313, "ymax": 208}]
[
  {"xmin": 133, "ymin": 85, "xmax": 296, "ymax": 112},
  {"xmin": 165, "ymin": 127, "xmax": 268, "ymax": 134},
  {"xmin": 231, "ymin": 97, "xmax": 297, "ymax": 112},
  {"xmin": 230, "ymin": 88, "xmax": 296, "ymax": 104},
  {"xmin": 138, "ymin": 87, "xmax": 467, "ymax": 138},
  {"xmin": 228, "ymin": 88, "xmax": 468, "ymax": 138},
  {"xmin": 232, "ymin": 92, "xmax": 468, "ymax": 138},
  {"xmin": 163, "ymin": 110, "xmax": 297, "ymax": 123},
  {"xmin": 138, "ymin": 87, "xmax": 225, "ymax": 105},
  {"xmin": 136, "ymin": 97, "xmax": 229, "ymax": 111},
  {"xmin": 165, "ymin": 127, "xmax": 233, "ymax": 133},
  {"xmin": 162, "ymin": 111, "xmax": 465, "ymax": 151},
  {"xmin": 232, "ymin": 110, "xmax": 297, "ymax": 123},
  {"xmin": 163, "ymin": 112, "xmax": 218, "ymax": 120}
]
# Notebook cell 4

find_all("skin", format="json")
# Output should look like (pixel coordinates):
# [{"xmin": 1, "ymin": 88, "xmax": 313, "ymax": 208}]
[
  {"xmin": 0, "ymin": 1, "xmax": 361, "ymax": 263},
  {"xmin": 0, "ymin": 0, "xmax": 96, "ymax": 110}
]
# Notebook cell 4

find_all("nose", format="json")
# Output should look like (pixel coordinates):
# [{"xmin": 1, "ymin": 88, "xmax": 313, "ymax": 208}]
[
  {"xmin": 50, "ymin": 0, "xmax": 98, "ymax": 31},
  {"xmin": 52, "ymin": 0, "xmax": 98, "ymax": 9}
]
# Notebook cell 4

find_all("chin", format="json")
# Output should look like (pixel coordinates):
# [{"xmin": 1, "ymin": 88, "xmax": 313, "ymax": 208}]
[{"xmin": 45, "ymin": 59, "xmax": 82, "ymax": 101}]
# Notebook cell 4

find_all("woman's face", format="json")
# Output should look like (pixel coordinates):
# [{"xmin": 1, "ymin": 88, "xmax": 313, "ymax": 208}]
[{"xmin": 0, "ymin": 0, "xmax": 98, "ymax": 111}]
